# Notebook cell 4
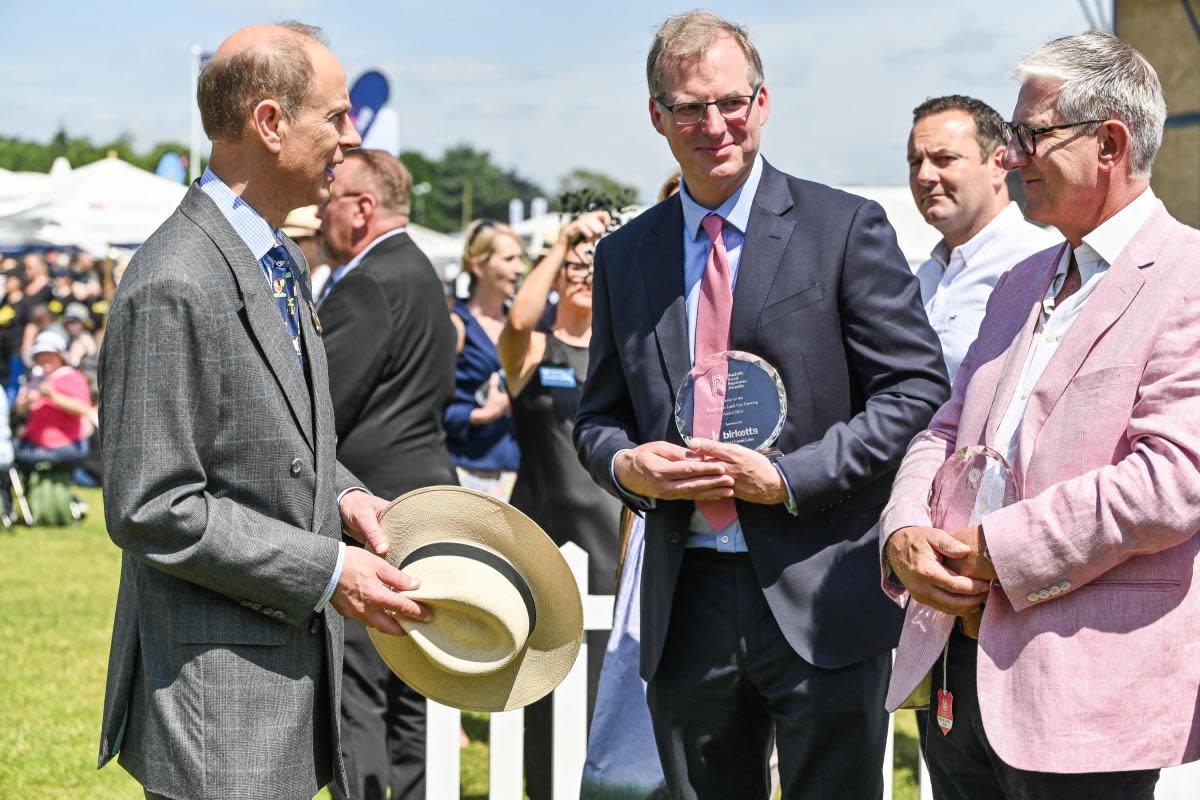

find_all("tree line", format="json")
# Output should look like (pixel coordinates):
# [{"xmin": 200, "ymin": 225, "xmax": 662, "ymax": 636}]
[{"xmin": 0, "ymin": 130, "xmax": 638, "ymax": 234}]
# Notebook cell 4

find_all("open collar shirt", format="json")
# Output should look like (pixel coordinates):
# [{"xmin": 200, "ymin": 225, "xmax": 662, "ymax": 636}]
[
  {"xmin": 976, "ymin": 189, "xmax": 1162, "ymax": 517},
  {"xmin": 916, "ymin": 202, "xmax": 1060, "ymax": 382}
]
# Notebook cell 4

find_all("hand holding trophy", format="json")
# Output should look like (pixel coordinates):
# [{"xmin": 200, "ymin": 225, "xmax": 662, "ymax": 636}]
[{"xmin": 927, "ymin": 444, "xmax": 1021, "ymax": 638}]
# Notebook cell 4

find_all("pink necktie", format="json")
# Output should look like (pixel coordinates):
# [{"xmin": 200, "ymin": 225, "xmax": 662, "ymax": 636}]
[{"xmin": 694, "ymin": 214, "xmax": 738, "ymax": 531}]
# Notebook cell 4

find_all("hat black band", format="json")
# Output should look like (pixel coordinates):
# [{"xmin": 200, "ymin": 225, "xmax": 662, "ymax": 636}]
[{"xmin": 399, "ymin": 543, "xmax": 537, "ymax": 633}]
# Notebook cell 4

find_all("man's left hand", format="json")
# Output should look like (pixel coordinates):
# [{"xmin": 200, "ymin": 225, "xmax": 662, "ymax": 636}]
[
  {"xmin": 339, "ymin": 489, "xmax": 391, "ymax": 556},
  {"xmin": 944, "ymin": 523, "xmax": 998, "ymax": 584},
  {"xmin": 686, "ymin": 438, "xmax": 789, "ymax": 505}
]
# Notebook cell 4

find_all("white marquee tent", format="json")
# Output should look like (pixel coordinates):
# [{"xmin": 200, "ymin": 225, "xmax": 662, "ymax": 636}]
[{"xmin": 0, "ymin": 155, "xmax": 186, "ymax": 256}]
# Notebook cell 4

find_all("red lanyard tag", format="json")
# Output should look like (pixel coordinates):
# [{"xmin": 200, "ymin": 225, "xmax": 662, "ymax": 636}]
[
  {"xmin": 936, "ymin": 637, "xmax": 953, "ymax": 735},
  {"xmin": 936, "ymin": 688, "xmax": 954, "ymax": 735}
]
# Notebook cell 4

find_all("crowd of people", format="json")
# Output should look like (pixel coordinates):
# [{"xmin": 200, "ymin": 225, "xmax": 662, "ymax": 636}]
[
  {"xmin": 0, "ymin": 250, "xmax": 108, "ymax": 524},
  {"xmin": 31, "ymin": 9, "xmax": 1194, "ymax": 800}
]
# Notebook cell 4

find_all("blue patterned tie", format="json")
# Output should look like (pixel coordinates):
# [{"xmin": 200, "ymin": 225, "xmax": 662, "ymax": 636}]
[{"xmin": 261, "ymin": 243, "xmax": 304, "ymax": 368}]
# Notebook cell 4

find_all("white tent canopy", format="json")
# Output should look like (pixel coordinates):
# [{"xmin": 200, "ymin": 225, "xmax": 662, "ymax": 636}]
[
  {"xmin": 0, "ymin": 155, "xmax": 186, "ymax": 256},
  {"xmin": 407, "ymin": 223, "xmax": 463, "ymax": 280},
  {"xmin": 0, "ymin": 166, "xmax": 53, "ymax": 218}
]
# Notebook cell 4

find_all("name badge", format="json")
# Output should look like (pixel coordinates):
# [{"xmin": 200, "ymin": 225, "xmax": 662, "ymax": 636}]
[{"xmin": 539, "ymin": 365, "xmax": 577, "ymax": 389}]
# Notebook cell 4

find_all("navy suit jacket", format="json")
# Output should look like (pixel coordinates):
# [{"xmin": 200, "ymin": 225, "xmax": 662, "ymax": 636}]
[{"xmin": 574, "ymin": 160, "xmax": 951, "ymax": 679}]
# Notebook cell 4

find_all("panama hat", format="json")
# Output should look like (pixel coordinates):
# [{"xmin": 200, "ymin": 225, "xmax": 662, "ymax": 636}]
[
  {"xmin": 281, "ymin": 205, "xmax": 321, "ymax": 239},
  {"xmin": 368, "ymin": 486, "xmax": 584, "ymax": 712}
]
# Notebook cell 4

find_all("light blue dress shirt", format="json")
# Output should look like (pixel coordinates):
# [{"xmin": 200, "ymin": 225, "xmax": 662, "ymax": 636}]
[
  {"xmin": 677, "ymin": 158, "xmax": 760, "ymax": 552},
  {"xmin": 198, "ymin": 169, "xmax": 345, "ymax": 610}
]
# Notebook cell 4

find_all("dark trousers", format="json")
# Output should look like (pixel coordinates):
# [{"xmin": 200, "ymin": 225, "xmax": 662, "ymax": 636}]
[
  {"xmin": 15, "ymin": 436, "xmax": 88, "ymax": 467},
  {"xmin": 330, "ymin": 617, "xmax": 426, "ymax": 800},
  {"xmin": 646, "ymin": 549, "xmax": 891, "ymax": 800},
  {"xmin": 925, "ymin": 629, "xmax": 1159, "ymax": 800}
]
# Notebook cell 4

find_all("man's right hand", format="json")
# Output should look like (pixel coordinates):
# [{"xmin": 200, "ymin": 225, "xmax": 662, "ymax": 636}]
[
  {"xmin": 884, "ymin": 525, "xmax": 991, "ymax": 615},
  {"xmin": 614, "ymin": 441, "xmax": 735, "ymax": 501},
  {"xmin": 331, "ymin": 546, "xmax": 432, "ymax": 636}
]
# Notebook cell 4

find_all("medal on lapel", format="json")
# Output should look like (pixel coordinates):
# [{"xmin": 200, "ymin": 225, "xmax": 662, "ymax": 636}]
[{"xmin": 309, "ymin": 301, "xmax": 322, "ymax": 335}]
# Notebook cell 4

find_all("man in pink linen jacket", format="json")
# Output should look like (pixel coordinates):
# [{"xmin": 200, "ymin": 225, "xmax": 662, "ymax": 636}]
[{"xmin": 880, "ymin": 31, "xmax": 1200, "ymax": 799}]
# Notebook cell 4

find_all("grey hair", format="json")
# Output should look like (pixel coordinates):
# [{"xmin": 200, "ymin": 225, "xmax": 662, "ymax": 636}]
[
  {"xmin": 1013, "ymin": 30, "xmax": 1166, "ymax": 178},
  {"xmin": 646, "ymin": 10, "xmax": 764, "ymax": 99},
  {"xmin": 198, "ymin": 21, "xmax": 327, "ymax": 143}
]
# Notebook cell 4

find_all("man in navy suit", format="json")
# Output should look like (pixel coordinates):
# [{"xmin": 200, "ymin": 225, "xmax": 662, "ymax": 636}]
[{"xmin": 574, "ymin": 11, "xmax": 950, "ymax": 798}]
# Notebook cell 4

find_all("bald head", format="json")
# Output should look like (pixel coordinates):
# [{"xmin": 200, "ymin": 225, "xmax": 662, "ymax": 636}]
[{"xmin": 198, "ymin": 22, "xmax": 327, "ymax": 143}]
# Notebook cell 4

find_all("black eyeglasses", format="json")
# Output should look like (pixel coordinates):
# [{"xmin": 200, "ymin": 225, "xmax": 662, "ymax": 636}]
[
  {"xmin": 655, "ymin": 86, "xmax": 762, "ymax": 126},
  {"xmin": 1004, "ymin": 119, "xmax": 1106, "ymax": 156},
  {"xmin": 562, "ymin": 261, "xmax": 594, "ymax": 284}
]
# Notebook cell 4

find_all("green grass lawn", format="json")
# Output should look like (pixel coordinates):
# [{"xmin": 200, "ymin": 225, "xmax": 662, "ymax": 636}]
[{"xmin": 0, "ymin": 488, "xmax": 920, "ymax": 799}]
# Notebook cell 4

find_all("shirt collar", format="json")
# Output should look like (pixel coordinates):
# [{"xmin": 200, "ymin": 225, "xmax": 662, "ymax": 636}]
[
  {"xmin": 679, "ymin": 154, "xmax": 764, "ymax": 240},
  {"xmin": 1042, "ymin": 191, "xmax": 1159, "ymax": 316},
  {"xmin": 1076, "ymin": 187, "xmax": 1162, "ymax": 269},
  {"xmin": 198, "ymin": 167, "xmax": 282, "ymax": 260},
  {"xmin": 930, "ymin": 202, "xmax": 1027, "ymax": 270},
  {"xmin": 334, "ymin": 227, "xmax": 408, "ymax": 281}
]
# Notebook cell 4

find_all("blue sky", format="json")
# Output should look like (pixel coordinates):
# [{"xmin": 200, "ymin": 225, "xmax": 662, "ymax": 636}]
[{"xmin": 0, "ymin": 1, "xmax": 1095, "ymax": 201}]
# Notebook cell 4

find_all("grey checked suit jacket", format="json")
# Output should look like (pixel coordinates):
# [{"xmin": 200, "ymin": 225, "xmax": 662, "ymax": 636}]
[{"xmin": 97, "ymin": 184, "xmax": 358, "ymax": 799}]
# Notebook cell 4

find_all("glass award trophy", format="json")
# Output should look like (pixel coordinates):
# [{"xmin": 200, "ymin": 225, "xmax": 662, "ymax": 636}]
[
  {"xmin": 674, "ymin": 350, "xmax": 787, "ymax": 459},
  {"xmin": 928, "ymin": 444, "xmax": 1021, "ymax": 637}
]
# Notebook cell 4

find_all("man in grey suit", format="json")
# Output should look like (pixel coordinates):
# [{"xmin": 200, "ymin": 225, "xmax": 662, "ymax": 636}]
[{"xmin": 97, "ymin": 22, "xmax": 429, "ymax": 799}]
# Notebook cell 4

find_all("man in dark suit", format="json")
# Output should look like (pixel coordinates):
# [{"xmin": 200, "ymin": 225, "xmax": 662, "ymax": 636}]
[
  {"xmin": 318, "ymin": 148, "xmax": 458, "ymax": 800},
  {"xmin": 97, "ymin": 24, "xmax": 429, "ymax": 800},
  {"xmin": 574, "ymin": 11, "xmax": 950, "ymax": 798}
]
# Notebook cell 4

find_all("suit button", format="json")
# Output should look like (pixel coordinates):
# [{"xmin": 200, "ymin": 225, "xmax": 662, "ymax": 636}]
[
  {"xmin": 1027, "ymin": 592, "xmax": 1040, "ymax": 603},
  {"xmin": 668, "ymin": 532, "xmax": 682, "ymax": 544},
  {"xmin": 1059, "ymin": 580, "xmax": 1071, "ymax": 591},
  {"xmin": 1048, "ymin": 586, "xmax": 1061, "ymax": 596},
  {"xmin": 290, "ymin": 458, "xmax": 302, "ymax": 475},
  {"xmin": 1037, "ymin": 589, "xmax": 1050, "ymax": 600}
]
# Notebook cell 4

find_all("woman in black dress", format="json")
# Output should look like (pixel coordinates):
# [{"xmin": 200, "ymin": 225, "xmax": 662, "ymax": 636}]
[{"xmin": 499, "ymin": 209, "xmax": 620, "ymax": 800}]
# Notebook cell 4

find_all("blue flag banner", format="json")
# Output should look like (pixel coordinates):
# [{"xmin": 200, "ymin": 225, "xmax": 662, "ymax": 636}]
[{"xmin": 349, "ymin": 70, "xmax": 389, "ymax": 139}]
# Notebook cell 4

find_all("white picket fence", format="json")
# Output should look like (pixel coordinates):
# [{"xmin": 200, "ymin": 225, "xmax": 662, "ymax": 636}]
[{"xmin": 423, "ymin": 542, "xmax": 1200, "ymax": 799}]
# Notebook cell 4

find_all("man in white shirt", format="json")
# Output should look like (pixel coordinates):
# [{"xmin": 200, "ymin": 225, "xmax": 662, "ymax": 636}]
[
  {"xmin": 882, "ymin": 31, "xmax": 1200, "ymax": 799},
  {"xmin": 908, "ymin": 94, "xmax": 1059, "ymax": 381}
]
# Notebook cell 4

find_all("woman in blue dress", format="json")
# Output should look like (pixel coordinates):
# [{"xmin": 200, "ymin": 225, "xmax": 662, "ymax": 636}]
[{"xmin": 445, "ymin": 219, "xmax": 524, "ymax": 498}]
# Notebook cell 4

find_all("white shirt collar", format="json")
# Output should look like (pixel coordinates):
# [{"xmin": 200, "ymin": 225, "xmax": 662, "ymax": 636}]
[
  {"xmin": 338, "ymin": 227, "xmax": 408, "ymax": 278},
  {"xmin": 931, "ymin": 202, "xmax": 1029, "ymax": 271},
  {"xmin": 1076, "ymin": 187, "xmax": 1162, "ymax": 269}
]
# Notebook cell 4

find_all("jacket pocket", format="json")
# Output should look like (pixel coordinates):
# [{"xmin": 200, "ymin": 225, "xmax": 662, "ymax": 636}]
[
  {"xmin": 759, "ymin": 284, "xmax": 824, "ymax": 326},
  {"xmin": 1063, "ymin": 364, "xmax": 1142, "ymax": 394}
]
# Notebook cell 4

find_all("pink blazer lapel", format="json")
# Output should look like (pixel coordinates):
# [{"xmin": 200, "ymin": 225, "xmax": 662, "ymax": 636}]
[
  {"xmin": 1017, "ymin": 210, "xmax": 1175, "ymax": 481},
  {"xmin": 981, "ymin": 244, "xmax": 1067, "ymax": 450}
]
